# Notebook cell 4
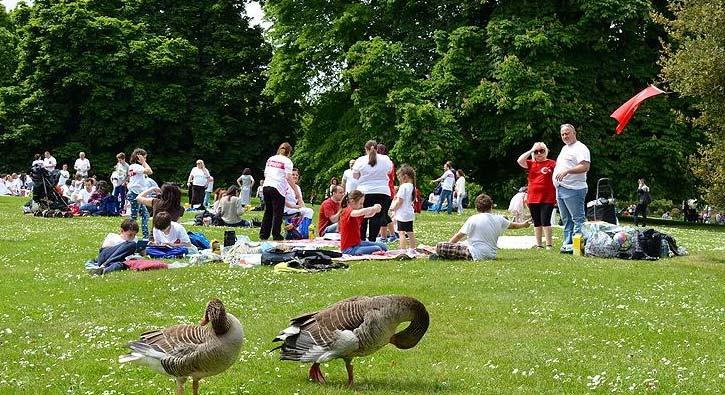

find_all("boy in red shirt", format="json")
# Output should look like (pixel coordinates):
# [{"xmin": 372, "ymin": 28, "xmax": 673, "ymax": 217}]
[{"xmin": 339, "ymin": 190, "xmax": 387, "ymax": 255}]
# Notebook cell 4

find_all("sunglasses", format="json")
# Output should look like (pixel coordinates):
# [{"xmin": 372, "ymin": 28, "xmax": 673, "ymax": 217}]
[{"xmin": 533, "ymin": 149, "xmax": 545, "ymax": 154}]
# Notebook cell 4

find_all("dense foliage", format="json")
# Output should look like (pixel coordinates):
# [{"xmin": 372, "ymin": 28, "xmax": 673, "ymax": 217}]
[
  {"xmin": 0, "ymin": 0, "xmax": 296, "ymax": 185},
  {"xmin": 263, "ymin": 0, "xmax": 706, "ymax": 204},
  {"xmin": 659, "ymin": 0, "xmax": 725, "ymax": 208}
]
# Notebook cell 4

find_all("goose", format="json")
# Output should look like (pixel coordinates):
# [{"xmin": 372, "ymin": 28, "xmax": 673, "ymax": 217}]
[
  {"xmin": 272, "ymin": 295, "xmax": 429, "ymax": 385},
  {"xmin": 119, "ymin": 299, "xmax": 244, "ymax": 395}
]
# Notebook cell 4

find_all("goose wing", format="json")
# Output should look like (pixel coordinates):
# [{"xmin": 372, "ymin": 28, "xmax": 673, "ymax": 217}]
[
  {"xmin": 119, "ymin": 324, "xmax": 209, "ymax": 376},
  {"xmin": 273, "ymin": 296, "xmax": 371, "ymax": 362}
]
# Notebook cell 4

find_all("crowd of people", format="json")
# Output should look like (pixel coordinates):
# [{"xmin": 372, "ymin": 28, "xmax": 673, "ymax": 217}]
[{"xmin": 10, "ymin": 123, "xmax": 723, "ymax": 268}]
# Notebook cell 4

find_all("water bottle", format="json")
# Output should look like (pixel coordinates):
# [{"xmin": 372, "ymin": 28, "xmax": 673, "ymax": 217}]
[
  {"xmin": 309, "ymin": 225, "xmax": 315, "ymax": 240},
  {"xmin": 660, "ymin": 238, "xmax": 669, "ymax": 258}
]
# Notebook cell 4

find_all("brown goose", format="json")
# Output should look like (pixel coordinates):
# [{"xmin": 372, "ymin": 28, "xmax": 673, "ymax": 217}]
[
  {"xmin": 272, "ymin": 295, "xmax": 429, "ymax": 385},
  {"xmin": 119, "ymin": 299, "xmax": 244, "ymax": 395}
]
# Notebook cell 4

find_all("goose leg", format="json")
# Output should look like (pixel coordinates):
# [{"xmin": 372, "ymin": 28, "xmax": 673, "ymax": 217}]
[
  {"xmin": 175, "ymin": 377, "xmax": 186, "ymax": 395},
  {"xmin": 192, "ymin": 379, "xmax": 199, "ymax": 395},
  {"xmin": 308, "ymin": 362, "xmax": 326, "ymax": 384},
  {"xmin": 344, "ymin": 358, "xmax": 354, "ymax": 386}
]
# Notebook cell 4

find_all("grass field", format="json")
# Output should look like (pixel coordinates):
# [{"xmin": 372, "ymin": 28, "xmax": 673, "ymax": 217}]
[{"xmin": 0, "ymin": 196, "xmax": 722, "ymax": 394}]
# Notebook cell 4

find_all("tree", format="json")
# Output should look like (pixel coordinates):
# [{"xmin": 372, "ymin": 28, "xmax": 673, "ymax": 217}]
[
  {"xmin": 659, "ymin": 0, "xmax": 725, "ymax": 208},
  {"xmin": 0, "ymin": 0, "xmax": 293, "ymax": 185},
  {"xmin": 264, "ymin": 0, "xmax": 705, "ymax": 203}
]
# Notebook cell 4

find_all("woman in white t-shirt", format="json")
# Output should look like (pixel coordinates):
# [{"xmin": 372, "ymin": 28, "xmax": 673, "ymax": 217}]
[
  {"xmin": 454, "ymin": 169, "xmax": 467, "ymax": 215},
  {"xmin": 126, "ymin": 148, "xmax": 153, "ymax": 239},
  {"xmin": 187, "ymin": 159, "xmax": 211, "ymax": 210},
  {"xmin": 388, "ymin": 165, "xmax": 417, "ymax": 253},
  {"xmin": 260, "ymin": 142, "xmax": 300, "ymax": 240},
  {"xmin": 353, "ymin": 140, "xmax": 393, "ymax": 241},
  {"xmin": 284, "ymin": 168, "xmax": 314, "ymax": 219}
]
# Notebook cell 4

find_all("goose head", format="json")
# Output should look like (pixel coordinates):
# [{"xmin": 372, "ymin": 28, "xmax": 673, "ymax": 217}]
[
  {"xmin": 389, "ymin": 297, "xmax": 430, "ymax": 350},
  {"xmin": 200, "ymin": 298, "xmax": 230, "ymax": 335}
]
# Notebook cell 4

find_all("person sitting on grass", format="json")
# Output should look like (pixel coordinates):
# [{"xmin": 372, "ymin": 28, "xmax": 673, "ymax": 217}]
[
  {"xmin": 216, "ymin": 186, "xmax": 249, "ymax": 227},
  {"xmin": 339, "ymin": 190, "xmax": 388, "ymax": 255},
  {"xmin": 151, "ymin": 211, "xmax": 197, "ymax": 253},
  {"xmin": 87, "ymin": 218, "xmax": 139, "ymax": 275},
  {"xmin": 79, "ymin": 180, "xmax": 110, "ymax": 214},
  {"xmin": 434, "ymin": 194, "xmax": 531, "ymax": 260}
]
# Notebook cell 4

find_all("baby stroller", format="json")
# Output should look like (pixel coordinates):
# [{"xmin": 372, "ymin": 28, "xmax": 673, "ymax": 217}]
[
  {"xmin": 28, "ymin": 164, "xmax": 69, "ymax": 211},
  {"xmin": 585, "ymin": 178, "xmax": 618, "ymax": 225}
]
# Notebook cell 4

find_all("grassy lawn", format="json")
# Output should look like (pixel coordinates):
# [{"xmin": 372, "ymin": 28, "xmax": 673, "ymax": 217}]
[{"xmin": 0, "ymin": 195, "xmax": 722, "ymax": 394}]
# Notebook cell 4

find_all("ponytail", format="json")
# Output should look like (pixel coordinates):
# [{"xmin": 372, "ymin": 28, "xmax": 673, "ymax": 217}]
[
  {"xmin": 277, "ymin": 142, "xmax": 293, "ymax": 157},
  {"xmin": 365, "ymin": 140, "xmax": 377, "ymax": 167}
]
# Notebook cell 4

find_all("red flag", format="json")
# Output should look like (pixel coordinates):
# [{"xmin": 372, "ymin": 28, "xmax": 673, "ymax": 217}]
[{"xmin": 610, "ymin": 85, "xmax": 665, "ymax": 134}]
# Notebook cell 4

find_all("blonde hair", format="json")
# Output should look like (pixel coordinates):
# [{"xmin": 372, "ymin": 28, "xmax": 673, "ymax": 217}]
[{"xmin": 531, "ymin": 142, "xmax": 549, "ymax": 159}]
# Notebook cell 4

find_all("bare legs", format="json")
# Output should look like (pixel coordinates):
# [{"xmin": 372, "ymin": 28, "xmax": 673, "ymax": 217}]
[{"xmin": 534, "ymin": 226, "xmax": 553, "ymax": 249}]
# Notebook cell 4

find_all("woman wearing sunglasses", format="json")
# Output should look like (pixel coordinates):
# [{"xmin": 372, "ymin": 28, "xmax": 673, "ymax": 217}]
[{"xmin": 517, "ymin": 142, "xmax": 556, "ymax": 249}]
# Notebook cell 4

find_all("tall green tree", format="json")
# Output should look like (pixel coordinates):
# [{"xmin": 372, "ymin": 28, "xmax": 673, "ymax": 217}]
[
  {"xmin": 264, "ymin": 0, "xmax": 704, "ymax": 203},
  {"xmin": 0, "ymin": 0, "xmax": 294, "ymax": 185},
  {"xmin": 659, "ymin": 0, "xmax": 725, "ymax": 208}
]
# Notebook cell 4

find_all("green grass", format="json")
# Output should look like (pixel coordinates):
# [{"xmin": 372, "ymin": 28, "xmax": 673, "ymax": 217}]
[{"xmin": 0, "ymin": 196, "xmax": 722, "ymax": 394}]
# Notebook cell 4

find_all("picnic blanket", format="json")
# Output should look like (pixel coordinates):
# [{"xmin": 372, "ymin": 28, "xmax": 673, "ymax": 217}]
[
  {"xmin": 496, "ymin": 236, "xmax": 538, "ymax": 249},
  {"xmin": 334, "ymin": 249, "xmax": 425, "ymax": 262},
  {"xmin": 275, "ymin": 238, "xmax": 341, "ymax": 248}
]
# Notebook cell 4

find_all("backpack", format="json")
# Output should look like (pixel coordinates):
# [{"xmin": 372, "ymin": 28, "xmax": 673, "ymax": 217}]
[
  {"xmin": 641, "ymin": 192, "xmax": 652, "ymax": 205},
  {"xmin": 187, "ymin": 231, "xmax": 211, "ymax": 250}
]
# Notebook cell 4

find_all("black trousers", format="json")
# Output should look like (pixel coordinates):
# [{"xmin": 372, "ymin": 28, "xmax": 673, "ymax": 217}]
[
  {"xmin": 634, "ymin": 203, "xmax": 648, "ymax": 226},
  {"xmin": 190, "ymin": 185, "xmax": 206, "ymax": 208},
  {"xmin": 360, "ymin": 193, "xmax": 392, "ymax": 241},
  {"xmin": 260, "ymin": 186, "xmax": 286, "ymax": 240}
]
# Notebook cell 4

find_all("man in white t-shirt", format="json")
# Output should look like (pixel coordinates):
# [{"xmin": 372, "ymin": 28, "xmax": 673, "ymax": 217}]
[
  {"xmin": 341, "ymin": 159, "xmax": 357, "ymax": 194},
  {"xmin": 430, "ymin": 161, "xmax": 456, "ymax": 214},
  {"xmin": 552, "ymin": 123, "xmax": 590, "ymax": 253},
  {"xmin": 434, "ymin": 194, "xmax": 531, "ymax": 260},
  {"xmin": 74, "ymin": 152, "xmax": 91, "ymax": 178},
  {"xmin": 43, "ymin": 151, "xmax": 57, "ymax": 172}
]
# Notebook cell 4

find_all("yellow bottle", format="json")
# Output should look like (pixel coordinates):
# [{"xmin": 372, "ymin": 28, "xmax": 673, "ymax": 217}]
[
  {"xmin": 572, "ymin": 234, "xmax": 583, "ymax": 256},
  {"xmin": 309, "ymin": 225, "xmax": 315, "ymax": 240}
]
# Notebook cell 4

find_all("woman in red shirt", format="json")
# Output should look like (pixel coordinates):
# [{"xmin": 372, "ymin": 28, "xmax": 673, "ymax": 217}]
[
  {"xmin": 517, "ymin": 142, "xmax": 556, "ymax": 249},
  {"xmin": 339, "ymin": 190, "xmax": 388, "ymax": 255}
]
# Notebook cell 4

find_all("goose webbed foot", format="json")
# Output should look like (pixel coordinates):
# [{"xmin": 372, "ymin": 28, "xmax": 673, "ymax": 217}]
[
  {"xmin": 345, "ymin": 359, "xmax": 354, "ymax": 386},
  {"xmin": 309, "ymin": 362, "xmax": 326, "ymax": 384}
]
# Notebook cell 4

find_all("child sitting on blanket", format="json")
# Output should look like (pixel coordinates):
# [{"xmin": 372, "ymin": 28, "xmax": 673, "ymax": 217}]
[
  {"xmin": 339, "ymin": 190, "xmax": 388, "ymax": 255},
  {"xmin": 151, "ymin": 211, "xmax": 197, "ymax": 252},
  {"xmin": 435, "ymin": 194, "xmax": 531, "ymax": 260},
  {"xmin": 87, "ymin": 218, "xmax": 140, "ymax": 275}
]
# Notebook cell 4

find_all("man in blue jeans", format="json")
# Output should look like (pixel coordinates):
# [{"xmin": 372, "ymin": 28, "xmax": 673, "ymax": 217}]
[
  {"xmin": 431, "ymin": 161, "xmax": 456, "ymax": 214},
  {"xmin": 553, "ymin": 124, "xmax": 590, "ymax": 253}
]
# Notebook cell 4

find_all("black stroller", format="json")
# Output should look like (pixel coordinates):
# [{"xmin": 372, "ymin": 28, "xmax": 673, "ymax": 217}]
[
  {"xmin": 28, "ymin": 164, "xmax": 69, "ymax": 211},
  {"xmin": 585, "ymin": 178, "xmax": 618, "ymax": 225}
]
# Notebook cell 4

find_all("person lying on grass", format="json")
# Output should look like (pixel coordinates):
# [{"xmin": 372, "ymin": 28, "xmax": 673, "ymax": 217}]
[
  {"xmin": 339, "ymin": 190, "xmax": 388, "ymax": 255},
  {"xmin": 87, "ymin": 218, "xmax": 140, "ymax": 275},
  {"xmin": 435, "ymin": 194, "xmax": 531, "ymax": 260},
  {"xmin": 151, "ymin": 211, "xmax": 197, "ymax": 253}
]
